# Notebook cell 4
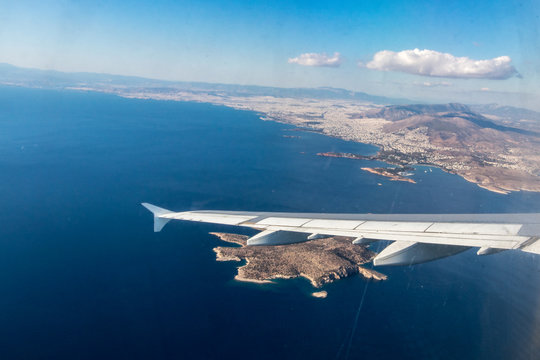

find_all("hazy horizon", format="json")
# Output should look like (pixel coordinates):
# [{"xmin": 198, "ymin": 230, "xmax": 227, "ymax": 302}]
[
  {"xmin": 3, "ymin": 61, "xmax": 540, "ymax": 113},
  {"xmin": 2, "ymin": 1, "xmax": 539, "ymax": 110}
]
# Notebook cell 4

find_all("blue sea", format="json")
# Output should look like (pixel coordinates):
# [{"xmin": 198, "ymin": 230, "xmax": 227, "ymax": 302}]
[{"xmin": 1, "ymin": 86, "xmax": 540, "ymax": 359}]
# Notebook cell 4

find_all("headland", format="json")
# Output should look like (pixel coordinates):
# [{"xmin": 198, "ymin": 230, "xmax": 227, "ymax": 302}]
[{"xmin": 211, "ymin": 232, "xmax": 387, "ymax": 288}]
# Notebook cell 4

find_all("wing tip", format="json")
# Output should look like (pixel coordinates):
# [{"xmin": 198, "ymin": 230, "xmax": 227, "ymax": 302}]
[{"xmin": 141, "ymin": 202, "xmax": 172, "ymax": 232}]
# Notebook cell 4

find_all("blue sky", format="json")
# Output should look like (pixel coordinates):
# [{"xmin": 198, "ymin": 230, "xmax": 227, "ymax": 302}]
[{"xmin": 1, "ymin": 0, "xmax": 539, "ymax": 108}]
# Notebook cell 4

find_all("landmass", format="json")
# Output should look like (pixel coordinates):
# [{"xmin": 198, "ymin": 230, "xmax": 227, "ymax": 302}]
[
  {"xmin": 317, "ymin": 152, "xmax": 416, "ymax": 183},
  {"xmin": 2, "ymin": 64, "xmax": 540, "ymax": 194},
  {"xmin": 106, "ymin": 92, "xmax": 540, "ymax": 194},
  {"xmin": 317, "ymin": 152, "xmax": 371, "ymax": 160},
  {"xmin": 361, "ymin": 167, "xmax": 416, "ymax": 183},
  {"xmin": 312, "ymin": 291, "xmax": 328, "ymax": 298},
  {"xmin": 211, "ymin": 232, "xmax": 387, "ymax": 288}
]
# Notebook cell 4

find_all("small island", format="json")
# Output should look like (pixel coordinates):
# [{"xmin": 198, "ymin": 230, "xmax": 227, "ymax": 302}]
[
  {"xmin": 361, "ymin": 167, "xmax": 416, "ymax": 183},
  {"xmin": 316, "ymin": 152, "xmax": 416, "ymax": 183},
  {"xmin": 312, "ymin": 291, "xmax": 328, "ymax": 298},
  {"xmin": 317, "ymin": 152, "xmax": 371, "ymax": 160},
  {"xmin": 211, "ymin": 232, "xmax": 387, "ymax": 288}
]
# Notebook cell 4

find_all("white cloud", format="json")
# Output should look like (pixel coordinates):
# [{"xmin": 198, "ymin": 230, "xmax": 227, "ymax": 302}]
[
  {"xmin": 288, "ymin": 52, "xmax": 342, "ymax": 67},
  {"xmin": 480, "ymin": 87, "xmax": 491, "ymax": 91},
  {"xmin": 364, "ymin": 49, "xmax": 519, "ymax": 79},
  {"xmin": 415, "ymin": 81, "xmax": 453, "ymax": 87}
]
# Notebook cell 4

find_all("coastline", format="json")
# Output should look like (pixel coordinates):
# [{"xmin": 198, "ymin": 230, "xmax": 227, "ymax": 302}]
[
  {"xmin": 15, "ymin": 84, "xmax": 539, "ymax": 195},
  {"xmin": 211, "ymin": 233, "xmax": 387, "ymax": 288},
  {"xmin": 361, "ymin": 167, "xmax": 416, "ymax": 183}
]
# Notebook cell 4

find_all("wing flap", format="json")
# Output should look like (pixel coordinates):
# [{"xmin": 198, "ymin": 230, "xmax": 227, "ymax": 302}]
[
  {"xmin": 373, "ymin": 241, "xmax": 470, "ymax": 266},
  {"xmin": 522, "ymin": 238, "xmax": 540, "ymax": 255},
  {"xmin": 264, "ymin": 225, "xmax": 527, "ymax": 249},
  {"xmin": 426, "ymin": 223, "xmax": 522, "ymax": 236},
  {"xmin": 247, "ymin": 230, "xmax": 310, "ymax": 246},
  {"xmin": 302, "ymin": 219, "xmax": 365, "ymax": 230},
  {"xmin": 256, "ymin": 217, "xmax": 312, "ymax": 227},
  {"xmin": 355, "ymin": 221, "xmax": 432, "ymax": 232}
]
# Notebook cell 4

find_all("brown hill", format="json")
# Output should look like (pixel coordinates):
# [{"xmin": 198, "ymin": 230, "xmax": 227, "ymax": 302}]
[{"xmin": 364, "ymin": 104, "xmax": 540, "ymax": 193}]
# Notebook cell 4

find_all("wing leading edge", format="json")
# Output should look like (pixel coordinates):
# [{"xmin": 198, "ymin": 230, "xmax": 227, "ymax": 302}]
[{"xmin": 141, "ymin": 203, "xmax": 540, "ymax": 266}]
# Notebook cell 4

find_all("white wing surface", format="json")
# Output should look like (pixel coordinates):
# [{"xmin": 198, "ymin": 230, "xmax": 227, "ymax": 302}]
[{"xmin": 142, "ymin": 203, "xmax": 540, "ymax": 266}]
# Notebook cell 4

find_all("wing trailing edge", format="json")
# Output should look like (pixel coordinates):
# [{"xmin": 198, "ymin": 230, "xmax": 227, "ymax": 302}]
[{"xmin": 141, "ymin": 204, "xmax": 540, "ymax": 265}]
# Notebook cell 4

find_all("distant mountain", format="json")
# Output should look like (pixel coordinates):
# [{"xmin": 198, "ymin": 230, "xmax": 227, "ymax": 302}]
[
  {"xmin": 0, "ymin": 63, "xmax": 406, "ymax": 105},
  {"xmin": 470, "ymin": 103, "xmax": 540, "ymax": 121},
  {"xmin": 0, "ymin": 63, "xmax": 158, "ymax": 87},
  {"xmin": 193, "ymin": 85, "xmax": 409, "ymax": 104},
  {"xmin": 367, "ymin": 103, "xmax": 539, "ymax": 137},
  {"xmin": 365, "ymin": 103, "xmax": 472, "ymax": 121},
  {"xmin": 361, "ymin": 103, "xmax": 540, "ymax": 193},
  {"xmin": 469, "ymin": 103, "xmax": 540, "ymax": 133},
  {"xmin": 3, "ymin": 63, "xmax": 539, "ymax": 126}
]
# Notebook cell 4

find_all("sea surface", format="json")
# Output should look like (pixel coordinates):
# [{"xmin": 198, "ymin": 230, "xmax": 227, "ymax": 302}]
[{"xmin": 1, "ymin": 86, "xmax": 540, "ymax": 359}]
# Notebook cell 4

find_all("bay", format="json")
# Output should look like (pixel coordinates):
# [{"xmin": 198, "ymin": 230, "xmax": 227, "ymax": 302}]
[{"xmin": 0, "ymin": 86, "xmax": 539, "ymax": 359}]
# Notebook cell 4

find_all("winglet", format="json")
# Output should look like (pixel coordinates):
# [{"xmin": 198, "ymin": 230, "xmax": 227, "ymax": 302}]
[{"xmin": 141, "ymin": 203, "xmax": 173, "ymax": 232}]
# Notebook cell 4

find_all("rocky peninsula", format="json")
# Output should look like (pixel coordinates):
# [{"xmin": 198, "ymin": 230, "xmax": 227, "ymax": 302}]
[
  {"xmin": 361, "ymin": 167, "xmax": 416, "ymax": 183},
  {"xmin": 317, "ymin": 152, "xmax": 416, "ymax": 183},
  {"xmin": 211, "ymin": 232, "xmax": 387, "ymax": 287}
]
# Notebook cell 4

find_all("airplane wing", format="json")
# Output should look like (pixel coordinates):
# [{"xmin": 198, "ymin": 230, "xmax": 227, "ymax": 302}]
[{"xmin": 141, "ymin": 203, "xmax": 540, "ymax": 266}]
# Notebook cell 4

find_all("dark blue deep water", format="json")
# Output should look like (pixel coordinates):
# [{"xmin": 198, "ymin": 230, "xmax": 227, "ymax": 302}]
[{"xmin": 1, "ymin": 86, "xmax": 540, "ymax": 359}]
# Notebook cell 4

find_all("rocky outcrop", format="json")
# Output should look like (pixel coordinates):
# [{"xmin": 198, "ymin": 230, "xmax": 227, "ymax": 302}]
[{"xmin": 211, "ymin": 233, "xmax": 387, "ymax": 288}]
